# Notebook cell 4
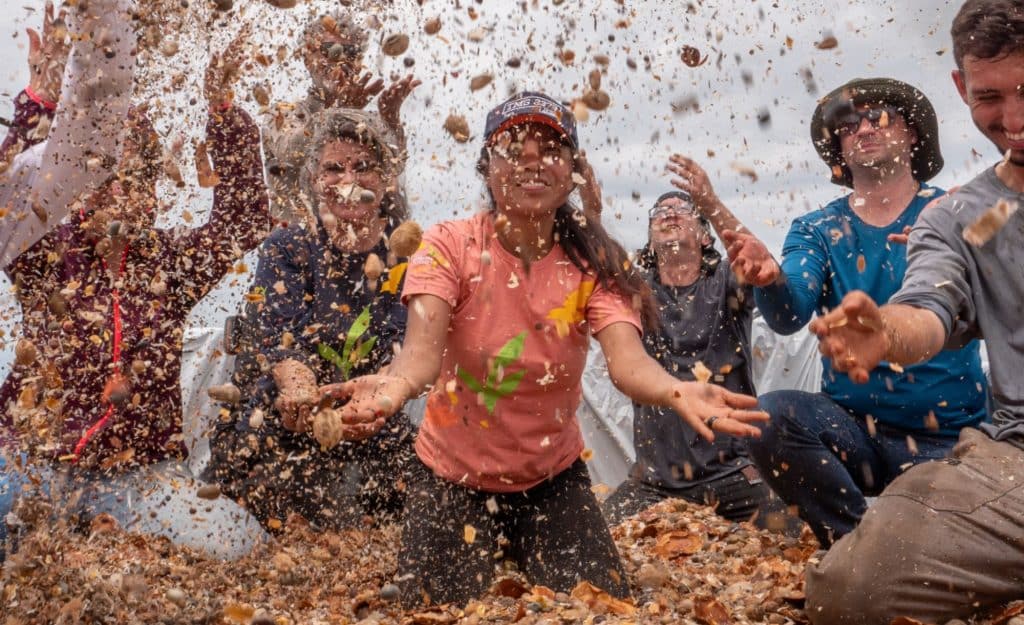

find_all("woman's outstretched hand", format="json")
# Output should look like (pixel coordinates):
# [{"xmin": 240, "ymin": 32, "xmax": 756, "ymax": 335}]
[
  {"xmin": 666, "ymin": 381, "xmax": 768, "ymax": 442},
  {"xmin": 319, "ymin": 374, "xmax": 415, "ymax": 441}
]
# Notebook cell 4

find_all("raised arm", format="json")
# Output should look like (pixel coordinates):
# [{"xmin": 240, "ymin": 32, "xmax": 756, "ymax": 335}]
[
  {"xmin": 595, "ymin": 321, "xmax": 767, "ymax": 442},
  {"xmin": 666, "ymin": 154, "xmax": 782, "ymax": 288},
  {"xmin": 0, "ymin": 0, "xmax": 135, "ymax": 268},
  {"xmin": 174, "ymin": 36, "xmax": 270, "ymax": 303},
  {"xmin": 0, "ymin": 3, "xmax": 67, "ymax": 164}
]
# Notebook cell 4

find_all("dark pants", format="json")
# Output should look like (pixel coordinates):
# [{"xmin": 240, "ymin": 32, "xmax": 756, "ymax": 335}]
[
  {"xmin": 397, "ymin": 458, "xmax": 630, "ymax": 607},
  {"xmin": 602, "ymin": 468, "xmax": 798, "ymax": 534},
  {"xmin": 747, "ymin": 390, "xmax": 957, "ymax": 545},
  {"xmin": 206, "ymin": 414, "xmax": 415, "ymax": 532}
]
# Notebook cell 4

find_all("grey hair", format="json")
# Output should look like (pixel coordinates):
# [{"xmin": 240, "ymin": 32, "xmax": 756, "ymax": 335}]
[
  {"xmin": 302, "ymin": 11, "xmax": 368, "ymax": 54},
  {"xmin": 298, "ymin": 108, "xmax": 408, "ymax": 225}
]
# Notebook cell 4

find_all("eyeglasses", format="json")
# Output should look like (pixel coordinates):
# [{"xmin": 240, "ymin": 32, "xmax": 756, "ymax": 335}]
[
  {"xmin": 649, "ymin": 203, "xmax": 697, "ymax": 220},
  {"xmin": 832, "ymin": 106, "xmax": 900, "ymax": 136}
]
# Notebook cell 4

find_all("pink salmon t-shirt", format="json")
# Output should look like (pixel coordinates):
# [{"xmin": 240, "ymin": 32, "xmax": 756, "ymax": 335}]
[{"xmin": 402, "ymin": 212, "xmax": 642, "ymax": 492}]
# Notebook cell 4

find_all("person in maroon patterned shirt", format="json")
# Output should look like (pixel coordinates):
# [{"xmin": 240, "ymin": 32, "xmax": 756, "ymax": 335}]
[{"xmin": 0, "ymin": 31, "xmax": 270, "ymax": 561}]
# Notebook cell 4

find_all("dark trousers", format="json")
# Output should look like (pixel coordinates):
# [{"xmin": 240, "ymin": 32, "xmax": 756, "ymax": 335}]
[
  {"xmin": 747, "ymin": 390, "xmax": 957, "ymax": 546},
  {"xmin": 601, "ymin": 468, "xmax": 798, "ymax": 534},
  {"xmin": 397, "ymin": 458, "xmax": 630, "ymax": 607}
]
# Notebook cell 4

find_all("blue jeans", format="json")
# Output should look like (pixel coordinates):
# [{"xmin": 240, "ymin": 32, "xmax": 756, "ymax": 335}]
[{"xmin": 747, "ymin": 391, "xmax": 958, "ymax": 546}]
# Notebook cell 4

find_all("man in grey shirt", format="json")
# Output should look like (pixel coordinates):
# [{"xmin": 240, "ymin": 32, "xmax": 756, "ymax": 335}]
[{"xmin": 801, "ymin": 1, "xmax": 1024, "ymax": 623}]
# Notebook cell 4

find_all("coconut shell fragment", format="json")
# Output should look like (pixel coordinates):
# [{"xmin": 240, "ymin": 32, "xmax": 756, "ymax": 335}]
[
  {"xmin": 963, "ymin": 199, "xmax": 1018, "ymax": 247},
  {"xmin": 389, "ymin": 221, "xmax": 423, "ymax": 257}
]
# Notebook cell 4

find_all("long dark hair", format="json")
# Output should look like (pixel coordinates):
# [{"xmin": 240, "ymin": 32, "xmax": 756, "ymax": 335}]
[{"xmin": 477, "ymin": 148, "xmax": 660, "ymax": 330}]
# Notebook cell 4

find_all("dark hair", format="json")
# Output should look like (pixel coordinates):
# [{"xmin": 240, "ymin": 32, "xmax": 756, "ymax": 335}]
[
  {"xmin": 952, "ymin": 0, "xmax": 1024, "ymax": 70},
  {"xmin": 476, "ymin": 148, "xmax": 660, "ymax": 331}
]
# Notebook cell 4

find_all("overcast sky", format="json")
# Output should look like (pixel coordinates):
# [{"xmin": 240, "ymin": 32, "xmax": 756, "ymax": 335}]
[{"xmin": 0, "ymin": 0, "xmax": 1000, "ymax": 346}]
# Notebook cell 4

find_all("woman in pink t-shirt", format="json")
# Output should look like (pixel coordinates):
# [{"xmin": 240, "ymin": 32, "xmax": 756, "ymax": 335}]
[{"xmin": 325, "ymin": 92, "xmax": 767, "ymax": 606}]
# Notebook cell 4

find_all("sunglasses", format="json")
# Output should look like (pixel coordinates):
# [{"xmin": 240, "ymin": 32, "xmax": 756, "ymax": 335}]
[
  {"xmin": 832, "ymin": 106, "xmax": 900, "ymax": 136},
  {"xmin": 649, "ymin": 203, "xmax": 697, "ymax": 220}
]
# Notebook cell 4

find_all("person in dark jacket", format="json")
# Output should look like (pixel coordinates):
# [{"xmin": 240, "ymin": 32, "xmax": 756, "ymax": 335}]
[
  {"xmin": 602, "ymin": 172, "xmax": 791, "ymax": 531},
  {"xmin": 206, "ymin": 107, "xmax": 415, "ymax": 532},
  {"xmin": 0, "ymin": 37, "xmax": 270, "ymax": 560}
]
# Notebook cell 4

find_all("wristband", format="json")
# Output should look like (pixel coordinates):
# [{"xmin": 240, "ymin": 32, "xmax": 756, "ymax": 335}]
[{"xmin": 25, "ymin": 85, "xmax": 57, "ymax": 111}]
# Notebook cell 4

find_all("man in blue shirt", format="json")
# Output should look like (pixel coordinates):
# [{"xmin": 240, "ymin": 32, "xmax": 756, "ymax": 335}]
[{"xmin": 725, "ymin": 78, "xmax": 988, "ymax": 546}]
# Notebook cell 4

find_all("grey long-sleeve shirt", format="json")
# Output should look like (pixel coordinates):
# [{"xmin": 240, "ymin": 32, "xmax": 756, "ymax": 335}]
[
  {"xmin": 891, "ymin": 166, "xmax": 1024, "ymax": 443},
  {"xmin": 0, "ymin": 0, "xmax": 134, "ymax": 268}
]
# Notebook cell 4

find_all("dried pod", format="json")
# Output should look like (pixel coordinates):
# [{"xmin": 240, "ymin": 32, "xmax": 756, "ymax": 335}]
[
  {"xmin": 443, "ymin": 114, "xmax": 470, "ymax": 142},
  {"xmin": 249, "ymin": 408, "xmax": 265, "ymax": 429},
  {"xmin": 364, "ymin": 253, "xmax": 385, "ymax": 282},
  {"xmin": 196, "ymin": 484, "xmax": 221, "ymax": 500},
  {"xmin": 680, "ymin": 45, "xmax": 708, "ymax": 67},
  {"xmin": 162, "ymin": 151, "xmax": 184, "ymax": 187},
  {"xmin": 264, "ymin": 0, "xmax": 298, "ymax": 7},
  {"xmin": 207, "ymin": 383, "xmax": 242, "ymax": 404},
  {"xmin": 816, "ymin": 34, "xmax": 839, "ymax": 50},
  {"xmin": 388, "ymin": 221, "xmax": 423, "ymax": 257},
  {"xmin": 131, "ymin": 359, "xmax": 146, "ymax": 375},
  {"xmin": 15, "ymin": 339, "xmax": 38, "ymax": 367},
  {"xmin": 381, "ymin": 34, "xmax": 410, "ymax": 57},
  {"xmin": 582, "ymin": 90, "xmax": 611, "ymax": 111},
  {"xmin": 424, "ymin": 17, "xmax": 442, "ymax": 35},
  {"xmin": 470, "ymin": 74, "xmax": 493, "ymax": 91},
  {"xmin": 195, "ymin": 141, "xmax": 221, "ymax": 188},
  {"xmin": 358, "ymin": 189, "xmax": 376, "ymax": 204},
  {"xmin": 588, "ymin": 69, "xmax": 602, "ymax": 91},
  {"xmin": 252, "ymin": 84, "xmax": 271, "ymax": 107},
  {"xmin": 212, "ymin": 0, "xmax": 233, "ymax": 11},
  {"xmin": 312, "ymin": 408, "xmax": 345, "ymax": 450}
]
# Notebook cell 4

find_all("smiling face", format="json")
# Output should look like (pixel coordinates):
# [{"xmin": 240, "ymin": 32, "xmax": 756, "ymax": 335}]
[
  {"xmin": 485, "ymin": 123, "xmax": 576, "ymax": 220},
  {"xmin": 954, "ymin": 52, "xmax": 1024, "ymax": 167},
  {"xmin": 836, "ymin": 104, "xmax": 917, "ymax": 174},
  {"xmin": 649, "ymin": 197, "xmax": 706, "ymax": 252},
  {"xmin": 314, "ymin": 138, "xmax": 388, "ymax": 238}
]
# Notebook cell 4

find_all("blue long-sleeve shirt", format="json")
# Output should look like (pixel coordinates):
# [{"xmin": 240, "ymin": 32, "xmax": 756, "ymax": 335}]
[{"xmin": 754, "ymin": 187, "xmax": 987, "ymax": 435}]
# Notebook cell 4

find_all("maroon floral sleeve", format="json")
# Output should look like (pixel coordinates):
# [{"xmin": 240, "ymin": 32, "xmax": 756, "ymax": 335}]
[
  {"xmin": 0, "ymin": 89, "xmax": 56, "ymax": 168},
  {"xmin": 169, "ymin": 106, "xmax": 271, "ymax": 307}
]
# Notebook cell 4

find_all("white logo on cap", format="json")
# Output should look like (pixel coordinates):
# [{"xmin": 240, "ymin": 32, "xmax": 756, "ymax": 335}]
[{"xmin": 500, "ymin": 96, "xmax": 559, "ymax": 117}]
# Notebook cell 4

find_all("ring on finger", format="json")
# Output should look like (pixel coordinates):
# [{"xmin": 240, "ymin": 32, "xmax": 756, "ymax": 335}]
[{"xmin": 704, "ymin": 415, "xmax": 719, "ymax": 430}]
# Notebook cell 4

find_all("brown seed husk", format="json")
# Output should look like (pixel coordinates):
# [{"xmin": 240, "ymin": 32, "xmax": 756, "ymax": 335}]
[
  {"xmin": 381, "ymin": 34, "xmax": 410, "ymax": 57},
  {"xmin": 582, "ymin": 89, "xmax": 611, "ymax": 111},
  {"xmin": 443, "ymin": 114, "xmax": 471, "ymax": 142},
  {"xmin": 389, "ymin": 221, "xmax": 423, "ymax": 257},
  {"xmin": 424, "ymin": 17, "xmax": 442, "ymax": 35},
  {"xmin": 312, "ymin": 408, "xmax": 345, "ymax": 450}
]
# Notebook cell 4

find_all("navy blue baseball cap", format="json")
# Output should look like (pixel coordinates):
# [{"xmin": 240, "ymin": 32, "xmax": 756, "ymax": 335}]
[{"xmin": 483, "ymin": 91, "xmax": 579, "ymax": 150}]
